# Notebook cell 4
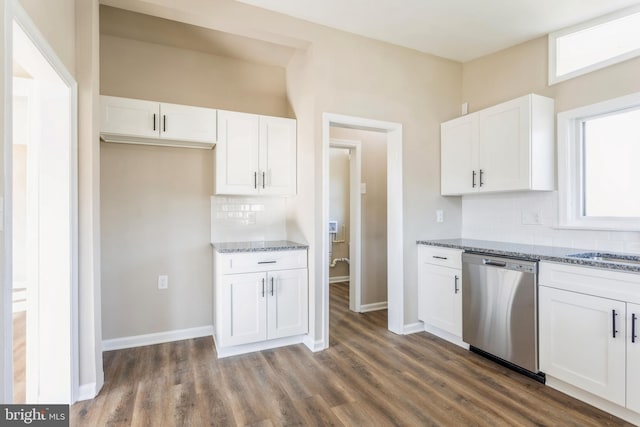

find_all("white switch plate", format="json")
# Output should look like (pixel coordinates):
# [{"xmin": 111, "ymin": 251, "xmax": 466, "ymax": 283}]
[
  {"xmin": 521, "ymin": 210, "xmax": 542, "ymax": 225},
  {"xmin": 360, "ymin": 183, "xmax": 367, "ymax": 194},
  {"xmin": 461, "ymin": 102, "xmax": 469, "ymax": 115},
  {"xmin": 436, "ymin": 210, "xmax": 444, "ymax": 223},
  {"xmin": 158, "ymin": 275, "xmax": 169, "ymax": 290}
]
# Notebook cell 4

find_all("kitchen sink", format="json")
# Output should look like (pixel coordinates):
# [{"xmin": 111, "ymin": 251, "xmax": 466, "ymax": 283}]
[{"xmin": 568, "ymin": 252, "xmax": 640, "ymax": 266}]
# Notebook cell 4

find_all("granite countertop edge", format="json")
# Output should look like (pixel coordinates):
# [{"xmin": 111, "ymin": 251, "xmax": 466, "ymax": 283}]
[
  {"xmin": 417, "ymin": 238, "xmax": 640, "ymax": 273},
  {"xmin": 212, "ymin": 240, "xmax": 309, "ymax": 253}
]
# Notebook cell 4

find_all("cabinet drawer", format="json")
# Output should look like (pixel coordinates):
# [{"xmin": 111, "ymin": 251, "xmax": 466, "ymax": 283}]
[
  {"xmin": 418, "ymin": 246, "xmax": 463, "ymax": 269},
  {"xmin": 539, "ymin": 261, "xmax": 640, "ymax": 304},
  {"xmin": 218, "ymin": 249, "xmax": 307, "ymax": 274}
]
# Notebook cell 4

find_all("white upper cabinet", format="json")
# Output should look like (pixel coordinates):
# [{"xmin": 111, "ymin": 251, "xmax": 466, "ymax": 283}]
[
  {"xmin": 216, "ymin": 110, "xmax": 261, "ymax": 194},
  {"xmin": 440, "ymin": 114, "xmax": 478, "ymax": 195},
  {"xmin": 215, "ymin": 110, "xmax": 297, "ymax": 196},
  {"xmin": 100, "ymin": 95, "xmax": 217, "ymax": 148},
  {"xmin": 441, "ymin": 93, "xmax": 554, "ymax": 196}
]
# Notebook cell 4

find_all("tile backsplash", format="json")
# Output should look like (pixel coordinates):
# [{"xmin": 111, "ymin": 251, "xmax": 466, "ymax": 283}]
[
  {"xmin": 461, "ymin": 191, "xmax": 640, "ymax": 254},
  {"xmin": 211, "ymin": 196, "xmax": 287, "ymax": 243}
]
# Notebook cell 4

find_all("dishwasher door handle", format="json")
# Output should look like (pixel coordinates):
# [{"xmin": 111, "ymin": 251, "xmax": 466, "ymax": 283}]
[{"xmin": 482, "ymin": 259, "xmax": 507, "ymax": 267}]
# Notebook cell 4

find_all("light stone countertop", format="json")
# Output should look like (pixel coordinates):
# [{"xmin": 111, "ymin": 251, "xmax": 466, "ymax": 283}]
[
  {"xmin": 417, "ymin": 238, "xmax": 640, "ymax": 273},
  {"xmin": 212, "ymin": 240, "xmax": 308, "ymax": 253}
]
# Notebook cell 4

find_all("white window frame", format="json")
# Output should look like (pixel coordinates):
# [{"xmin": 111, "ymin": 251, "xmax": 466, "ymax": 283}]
[
  {"xmin": 549, "ymin": 5, "xmax": 640, "ymax": 85},
  {"xmin": 558, "ymin": 91, "xmax": 640, "ymax": 231}
]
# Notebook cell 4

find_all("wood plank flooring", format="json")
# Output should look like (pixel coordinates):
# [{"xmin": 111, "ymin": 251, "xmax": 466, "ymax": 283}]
[
  {"xmin": 13, "ymin": 310, "xmax": 26, "ymax": 404},
  {"xmin": 71, "ymin": 283, "xmax": 631, "ymax": 426}
]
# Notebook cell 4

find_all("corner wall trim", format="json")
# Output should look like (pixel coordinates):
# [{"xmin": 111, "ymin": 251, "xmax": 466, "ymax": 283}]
[
  {"xmin": 360, "ymin": 301, "xmax": 388, "ymax": 313},
  {"xmin": 76, "ymin": 382, "xmax": 98, "ymax": 402},
  {"xmin": 403, "ymin": 322, "xmax": 426, "ymax": 335},
  {"xmin": 102, "ymin": 325, "xmax": 214, "ymax": 352}
]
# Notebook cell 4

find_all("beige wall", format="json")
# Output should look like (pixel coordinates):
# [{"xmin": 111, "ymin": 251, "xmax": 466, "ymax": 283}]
[
  {"xmin": 101, "ymin": 0, "xmax": 463, "ymax": 341},
  {"xmin": 462, "ymin": 36, "xmax": 640, "ymax": 114},
  {"xmin": 101, "ymin": 143, "xmax": 213, "ymax": 338},
  {"xmin": 99, "ymin": 11, "xmax": 291, "ymax": 339},
  {"xmin": 100, "ymin": 34, "xmax": 289, "ymax": 117},
  {"xmin": 1, "ymin": 0, "xmax": 7, "ymax": 403},
  {"xmin": 329, "ymin": 147, "xmax": 350, "ymax": 279},
  {"xmin": 18, "ymin": 0, "xmax": 76, "ymax": 73}
]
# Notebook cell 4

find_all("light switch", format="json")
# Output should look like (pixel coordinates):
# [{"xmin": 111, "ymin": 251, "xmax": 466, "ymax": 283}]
[
  {"xmin": 436, "ymin": 210, "xmax": 444, "ymax": 223},
  {"xmin": 360, "ymin": 183, "xmax": 367, "ymax": 194}
]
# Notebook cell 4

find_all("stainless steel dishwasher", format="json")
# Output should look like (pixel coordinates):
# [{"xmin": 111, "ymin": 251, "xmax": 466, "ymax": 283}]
[{"xmin": 462, "ymin": 252, "xmax": 543, "ymax": 381}]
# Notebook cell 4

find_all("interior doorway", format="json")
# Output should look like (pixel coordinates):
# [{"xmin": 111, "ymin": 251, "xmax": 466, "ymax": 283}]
[
  {"xmin": 322, "ymin": 113, "xmax": 404, "ymax": 349},
  {"xmin": 4, "ymin": 3, "xmax": 79, "ymax": 404},
  {"xmin": 329, "ymin": 138, "xmax": 361, "ymax": 312}
]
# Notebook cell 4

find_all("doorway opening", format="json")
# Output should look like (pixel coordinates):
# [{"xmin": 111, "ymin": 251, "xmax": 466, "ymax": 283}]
[
  {"xmin": 328, "ymin": 138, "xmax": 361, "ymax": 312},
  {"xmin": 322, "ymin": 113, "xmax": 403, "ymax": 349},
  {"xmin": 4, "ymin": 3, "xmax": 78, "ymax": 404}
]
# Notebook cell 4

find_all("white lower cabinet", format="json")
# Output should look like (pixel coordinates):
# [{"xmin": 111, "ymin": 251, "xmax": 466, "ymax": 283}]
[
  {"xmin": 539, "ymin": 286, "xmax": 626, "ymax": 406},
  {"xmin": 627, "ymin": 302, "xmax": 640, "ymax": 413},
  {"xmin": 417, "ymin": 246, "xmax": 463, "ymax": 343},
  {"xmin": 539, "ymin": 261, "xmax": 640, "ymax": 423},
  {"xmin": 214, "ymin": 249, "xmax": 308, "ymax": 355}
]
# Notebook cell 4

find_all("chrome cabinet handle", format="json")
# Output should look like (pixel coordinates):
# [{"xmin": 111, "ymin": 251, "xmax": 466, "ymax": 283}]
[
  {"xmin": 454, "ymin": 275, "xmax": 460, "ymax": 294},
  {"xmin": 270, "ymin": 277, "xmax": 274, "ymax": 296},
  {"xmin": 479, "ymin": 169, "xmax": 484, "ymax": 187},
  {"xmin": 261, "ymin": 278, "xmax": 265, "ymax": 297},
  {"xmin": 472, "ymin": 170, "xmax": 476, "ymax": 188},
  {"xmin": 632, "ymin": 313, "xmax": 637, "ymax": 343},
  {"xmin": 613, "ymin": 309, "xmax": 618, "ymax": 338}
]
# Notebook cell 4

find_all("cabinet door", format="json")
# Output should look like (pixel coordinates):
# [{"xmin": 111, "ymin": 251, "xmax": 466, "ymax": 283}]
[
  {"xmin": 478, "ymin": 96, "xmax": 530, "ymax": 192},
  {"xmin": 418, "ymin": 263, "xmax": 462, "ymax": 337},
  {"xmin": 441, "ymin": 114, "xmax": 478, "ymax": 195},
  {"xmin": 159, "ymin": 103, "xmax": 216, "ymax": 143},
  {"xmin": 628, "ymin": 303, "xmax": 640, "ymax": 413},
  {"xmin": 539, "ymin": 286, "xmax": 626, "ymax": 406},
  {"xmin": 215, "ymin": 110, "xmax": 260, "ymax": 195},
  {"xmin": 218, "ymin": 272, "xmax": 267, "ymax": 347},
  {"xmin": 259, "ymin": 116, "xmax": 297, "ymax": 196},
  {"xmin": 100, "ymin": 96, "xmax": 159, "ymax": 138},
  {"xmin": 267, "ymin": 269, "xmax": 308, "ymax": 339}
]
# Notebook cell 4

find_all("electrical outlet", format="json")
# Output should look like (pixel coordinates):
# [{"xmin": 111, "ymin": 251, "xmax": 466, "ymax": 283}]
[
  {"xmin": 436, "ymin": 210, "xmax": 444, "ymax": 223},
  {"xmin": 158, "ymin": 275, "xmax": 169, "ymax": 290},
  {"xmin": 521, "ymin": 210, "xmax": 542, "ymax": 225}
]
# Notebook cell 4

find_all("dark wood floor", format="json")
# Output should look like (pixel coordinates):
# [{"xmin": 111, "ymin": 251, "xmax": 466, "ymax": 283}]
[{"xmin": 71, "ymin": 282, "xmax": 630, "ymax": 426}]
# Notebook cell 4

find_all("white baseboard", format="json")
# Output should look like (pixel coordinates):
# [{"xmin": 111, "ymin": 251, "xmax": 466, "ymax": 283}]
[
  {"xmin": 360, "ymin": 301, "xmax": 387, "ymax": 312},
  {"xmin": 76, "ymin": 382, "xmax": 98, "ymax": 402},
  {"xmin": 424, "ymin": 324, "xmax": 469, "ymax": 349},
  {"xmin": 402, "ymin": 322, "xmax": 425, "ymax": 335},
  {"xmin": 546, "ymin": 376, "xmax": 640, "ymax": 425},
  {"xmin": 214, "ymin": 334, "xmax": 306, "ymax": 358},
  {"xmin": 102, "ymin": 325, "xmax": 214, "ymax": 351},
  {"xmin": 304, "ymin": 335, "xmax": 326, "ymax": 352},
  {"xmin": 329, "ymin": 276, "xmax": 349, "ymax": 284}
]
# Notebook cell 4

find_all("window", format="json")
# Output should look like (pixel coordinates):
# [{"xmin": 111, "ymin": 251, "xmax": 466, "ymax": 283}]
[
  {"xmin": 558, "ymin": 92, "xmax": 640, "ymax": 230},
  {"xmin": 549, "ymin": 6, "xmax": 640, "ymax": 84}
]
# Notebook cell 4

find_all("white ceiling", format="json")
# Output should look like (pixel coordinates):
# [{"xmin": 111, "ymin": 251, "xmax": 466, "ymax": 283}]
[{"xmin": 235, "ymin": 0, "xmax": 640, "ymax": 62}]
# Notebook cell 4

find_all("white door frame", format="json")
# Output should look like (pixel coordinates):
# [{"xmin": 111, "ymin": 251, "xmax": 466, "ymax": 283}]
[
  {"xmin": 322, "ymin": 113, "xmax": 404, "ymax": 348},
  {"xmin": 329, "ymin": 138, "xmax": 361, "ymax": 312},
  {"xmin": 3, "ymin": 0, "xmax": 79, "ymax": 403}
]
